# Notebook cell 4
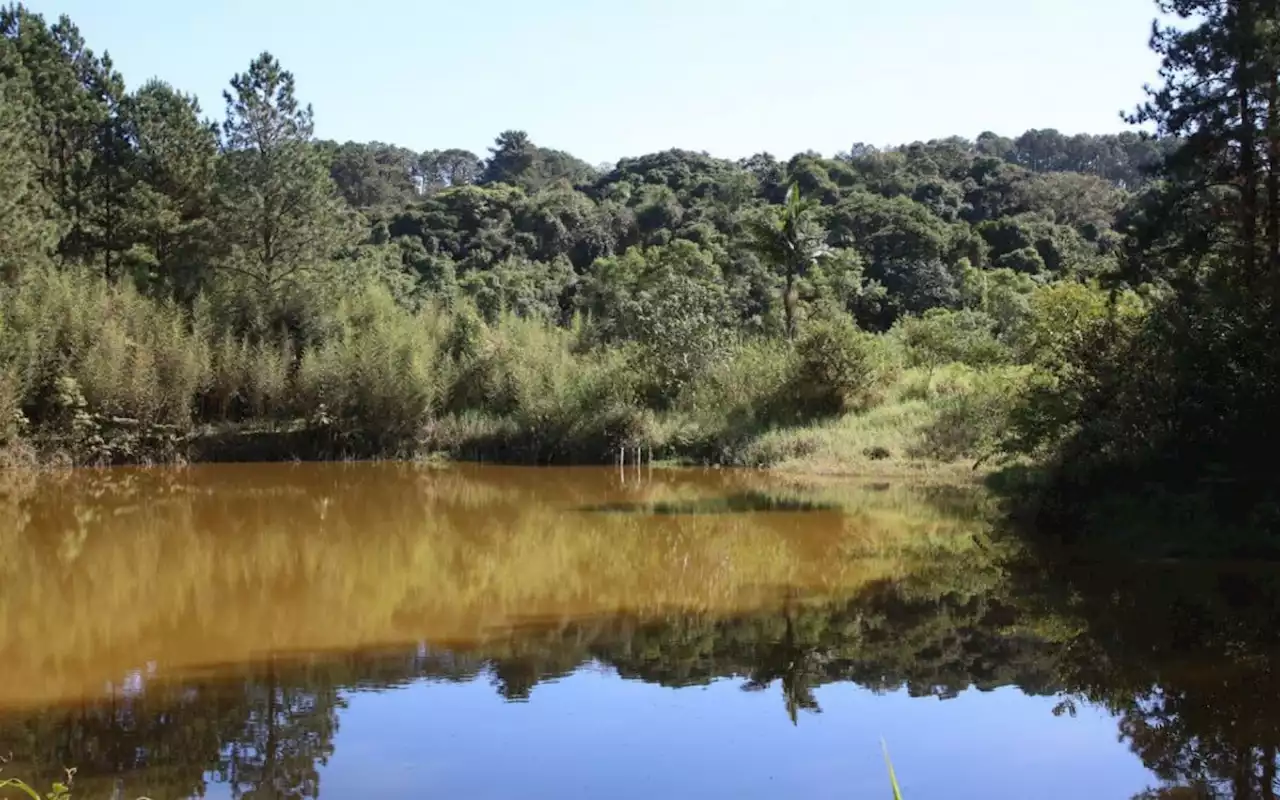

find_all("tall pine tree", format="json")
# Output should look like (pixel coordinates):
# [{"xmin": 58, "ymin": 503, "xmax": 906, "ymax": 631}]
[
  {"xmin": 0, "ymin": 6, "xmax": 116, "ymax": 268},
  {"xmin": 0, "ymin": 60, "xmax": 56, "ymax": 280},
  {"xmin": 124, "ymin": 79, "xmax": 219, "ymax": 301},
  {"xmin": 1128, "ymin": 0, "xmax": 1280, "ymax": 292},
  {"xmin": 215, "ymin": 52, "xmax": 352, "ymax": 292}
]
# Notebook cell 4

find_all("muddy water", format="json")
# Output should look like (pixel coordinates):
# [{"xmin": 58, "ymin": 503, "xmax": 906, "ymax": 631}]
[{"xmin": 0, "ymin": 463, "xmax": 1267, "ymax": 798}]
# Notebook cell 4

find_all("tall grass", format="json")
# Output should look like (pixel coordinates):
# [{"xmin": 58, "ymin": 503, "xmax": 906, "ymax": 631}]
[
  {"xmin": 883, "ymin": 740, "xmax": 904, "ymax": 800},
  {"xmin": 294, "ymin": 285, "xmax": 447, "ymax": 445},
  {"xmin": 0, "ymin": 266, "xmax": 209, "ymax": 429},
  {"xmin": 0, "ymin": 263, "xmax": 1031, "ymax": 468}
]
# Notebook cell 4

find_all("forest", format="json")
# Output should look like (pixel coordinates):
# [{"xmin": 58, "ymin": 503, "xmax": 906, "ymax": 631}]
[{"xmin": 1, "ymin": 0, "xmax": 1278, "ymax": 547}]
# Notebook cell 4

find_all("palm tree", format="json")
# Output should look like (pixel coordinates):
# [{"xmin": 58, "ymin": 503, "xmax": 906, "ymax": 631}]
[{"xmin": 746, "ymin": 183, "xmax": 829, "ymax": 340}]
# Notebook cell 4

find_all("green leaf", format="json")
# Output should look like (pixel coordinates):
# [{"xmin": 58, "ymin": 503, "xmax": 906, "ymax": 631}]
[{"xmin": 882, "ymin": 739, "xmax": 903, "ymax": 800}]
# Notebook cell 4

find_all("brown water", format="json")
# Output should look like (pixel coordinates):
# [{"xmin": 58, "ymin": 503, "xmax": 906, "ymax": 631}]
[{"xmin": 0, "ymin": 463, "xmax": 1274, "ymax": 799}]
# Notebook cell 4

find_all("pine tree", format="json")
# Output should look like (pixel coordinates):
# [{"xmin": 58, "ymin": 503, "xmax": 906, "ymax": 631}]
[
  {"xmin": 0, "ymin": 65, "xmax": 56, "ymax": 280},
  {"xmin": 1128, "ymin": 0, "xmax": 1280, "ymax": 287},
  {"xmin": 481, "ymin": 130, "xmax": 537, "ymax": 187},
  {"xmin": 80, "ymin": 52, "xmax": 139, "ymax": 279},
  {"xmin": 124, "ymin": 79, "xmax": 219, "ymax": 300},
  {"xmin": 215, "ymin": 52, "xmax": 353, "ymax": 291},
  {"xmin": 0, "ymin": 6, "xmax": 113, "ymax": 266}
]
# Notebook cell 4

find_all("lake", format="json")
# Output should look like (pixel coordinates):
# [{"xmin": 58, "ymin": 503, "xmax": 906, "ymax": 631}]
[{"xmin": 0, "ymin": 463, "xmax": 1274, "ymax": 799}]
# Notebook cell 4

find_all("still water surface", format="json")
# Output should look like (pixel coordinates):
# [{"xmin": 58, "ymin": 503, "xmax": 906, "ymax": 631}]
[{"xmin": 0, "ymin": 463, "xmax": 1273, "ymax": 798}]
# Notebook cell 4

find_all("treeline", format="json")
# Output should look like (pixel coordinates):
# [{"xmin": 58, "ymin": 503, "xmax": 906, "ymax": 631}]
[{"xmin": 0, "ymin": 3, "xmax": 1157, "ymax": 468}]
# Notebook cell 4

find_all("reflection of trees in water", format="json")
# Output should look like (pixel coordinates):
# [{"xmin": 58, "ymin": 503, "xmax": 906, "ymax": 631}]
[
  {"xmin": 1024, "ymin": 566, "xmax": 1280, "ymax": 800},
  {"xmin": 215, "ymin": 664, "xmax": 343, "ymax": 800},
  {"xmin": 3, "ymin": 561, "xmax": 1280, "ymax": 798},
  {"xmin": 0, "ymin": 662, "xmax": 348, "ymax": 800},
  {"xmin": 0, "ymin": 562, "xmax": 1059, "ymax": 797}
]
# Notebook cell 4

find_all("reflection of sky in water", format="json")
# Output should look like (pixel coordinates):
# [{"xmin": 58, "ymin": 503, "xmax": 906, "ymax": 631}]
[
  {"xmin": 191, "ymin": 671, "xmax": 1152, "ymax": 800},
  {"xmin": 108, "ymin": 663, "xmax": 155, "ymax": 699}
]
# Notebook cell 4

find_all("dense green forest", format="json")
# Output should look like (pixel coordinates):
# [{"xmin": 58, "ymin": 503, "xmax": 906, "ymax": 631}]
[{"xmin": 0, "ymin": 0, "xmax": 1277, "ymax": 544}]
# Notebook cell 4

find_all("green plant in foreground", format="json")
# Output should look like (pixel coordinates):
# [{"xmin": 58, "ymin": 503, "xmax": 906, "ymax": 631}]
[
  {"xmin": 0, "ymin": 768, "xmax": 73, "ymax": 800},
  {"xmin": 883, "ymin": 739, "xmax": 904, "ymax": 800}
]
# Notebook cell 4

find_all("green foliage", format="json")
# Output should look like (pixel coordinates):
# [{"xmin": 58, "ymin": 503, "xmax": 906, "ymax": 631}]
[
  {"xmin": 581, "ymin": 241, "xmax": 732, "ymax": 406},
  {"xmin": 0, "ymin": 771, "xmax": 73, "ymax": 800},
  {"xmin": 459, "ymin": 254, "xmax": 573, "ymax": 323},
  {"xmin": 894, "ymin": 309, "xmax": 1010, "ymax": 372},
  {"xmin": 215, "ymin": 52, "xmax": 354, "ymax": 293},
  {"xmin": 789, "ymin": 316, "xmax": 893, "ymax": 418},
  {"xmin": 912, "ymin": 366, "xmax": 1024, "ymax": 462},
  {"xmin": 1002, "ymin": 281, "xmax": 1146, "ymax": 459},
  {"xmin": 745, "ymin": 183, "xmax": 829, "ymax": 339},
  {"xmin": 0, "ymin": 1, "xmax": 1222, "ymax": 480},
  {"xmin": 0, "ymin": 75, "xmax": 56, "ymax": 280},
  {"xmin": 0, "ymin": 265, "xmax": 209, "ymax": 428},
  {"xmin": 294, "ymin": 284, "xmax": 445, "ymax": 446},
  {"xmin": 122, "ymin": 80, "xmax": 219, "ymax": 301}
]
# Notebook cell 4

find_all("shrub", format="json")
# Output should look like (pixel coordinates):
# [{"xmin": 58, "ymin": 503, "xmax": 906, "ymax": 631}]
[
  {"xmin": 789, "ymin": 317, "xmax": 894, "ymax": 419},
  {"xmin": 580, "ymin": 242, "xmax": 733, "ymax": 408},
  {"xmin": 913, "ymin": 367, "xmax": 1026, "ymax": 462},
  {"xmin": 0, "ymin": 266, "xmax": 209, "ymax": 429},
  {"xmin": 680, "ymin": 338, "xmax": 793, "ymax": 421},
  {"xmin": 894, "ymin": 308, "xmax": 1010, "ymax": 374}
]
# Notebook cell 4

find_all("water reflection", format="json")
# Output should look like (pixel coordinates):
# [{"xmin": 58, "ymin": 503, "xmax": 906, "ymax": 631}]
[
  {"xmin": 0, "ymin": 464, "xmax": 1273, "ymax": 798},
  {"xmin": 1026, "ymin": 565, "xmax": 1280, "ymax": 800}
]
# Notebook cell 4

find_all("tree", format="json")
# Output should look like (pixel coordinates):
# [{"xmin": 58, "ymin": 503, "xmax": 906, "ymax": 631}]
[
  {"xmin": 580, "ymin": 240, "xmax": 733, "ymax": 405},
  {"xmin": 0, "ymin": 7, "xmax": 114, "ymax": 267},
  {"xmin": 746, "ymin": 183, "xmax": 829, "ymax": 339},
  {"xmin": 895, "ymin": 308, "xmax": 1009, "ymax": 374},
  {"xmin": 0, "ymin": 68, "xmax": 56, "ymax": 280},
  {"xmin": 122, "ymin": 79, "xmax": 219, "ymax": 299},
  {"xmin": 324, "ymin": 140, "xmax": 417, "ymax": 209},
  {"xmin": 214, "ymin": 52, "xmax": 353, "ymax": 292},
  {"xmin": 1127, "ymin": 0, "xmax": 1276, "ymax": 283},
  {"xmin": 419, "ymin": 148, "xmax": 481, "ymax": 191},
  {"xmin": 481, "ymin": 130, "xmax": 536, "ymax": 187}
]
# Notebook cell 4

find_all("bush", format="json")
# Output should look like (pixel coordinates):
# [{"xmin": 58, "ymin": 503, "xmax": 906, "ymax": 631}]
[
  {"xmin": 789, "ymin": 317, "xmax": 894, "ymax": 419},
  {"xmin": 894, "ymin": 308, "xmax": 1010, "ymax": 373},
  {"xmin": 437, "ymin": 312, "xmax": 644, "ymax": 461},
  {"xmin": 580, "ymin": 242, "xmax": 733, "ymax": 408},
  {"xmin": 912, "ymin": 367, "xmax": 1025, "ymax": 462},
  {"xmin": 680, "ymin": 338, "xmax": 793, "ymax": 421}
]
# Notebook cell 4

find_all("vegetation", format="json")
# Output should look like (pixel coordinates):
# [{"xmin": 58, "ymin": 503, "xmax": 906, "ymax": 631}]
[
  {"xmin": 989, "ymin": 0, "xmax": 1280, "ymax": 553},
  {"xmin": 0, "ymin": 2, "xmax": 1176, "ymax": 476}
]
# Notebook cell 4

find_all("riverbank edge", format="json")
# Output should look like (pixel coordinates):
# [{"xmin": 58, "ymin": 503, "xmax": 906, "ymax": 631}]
[{"xmin": 0, "ymin": 420, "xmax": 990, "ymax": 483}]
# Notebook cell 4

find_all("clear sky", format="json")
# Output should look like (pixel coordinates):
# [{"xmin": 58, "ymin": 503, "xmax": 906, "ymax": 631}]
[{"xmin": 25, "ymin": 0, "xmax": 1163, "ymax": 164}]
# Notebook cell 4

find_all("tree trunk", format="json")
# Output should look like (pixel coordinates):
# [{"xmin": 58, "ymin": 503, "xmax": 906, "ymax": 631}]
[
  {"xmin": 784, "ymin": 269, "xmax": 796, "ymax": 341},
  {"xmin": 1268, "ymin": 58, "xmax": 1280, "ymax": 275},
  {"xmin": 1236, "ymin": 743, "xmax": 1257, "ymax": 800},
  {"xmin": 1239, "ymin": 0, "xmax": 1261, "ymax": 282}
]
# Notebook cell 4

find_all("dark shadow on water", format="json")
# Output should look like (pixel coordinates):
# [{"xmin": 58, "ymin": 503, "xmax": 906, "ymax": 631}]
[{"xmin": 577, "ymin": 490, "xmax": 841, "ymax": 515}]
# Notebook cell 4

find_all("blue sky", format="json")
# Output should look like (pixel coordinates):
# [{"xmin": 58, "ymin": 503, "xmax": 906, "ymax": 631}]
[{"xmin": 26, "ymin": 0, "xmax": 1163, "ymax": 164}]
